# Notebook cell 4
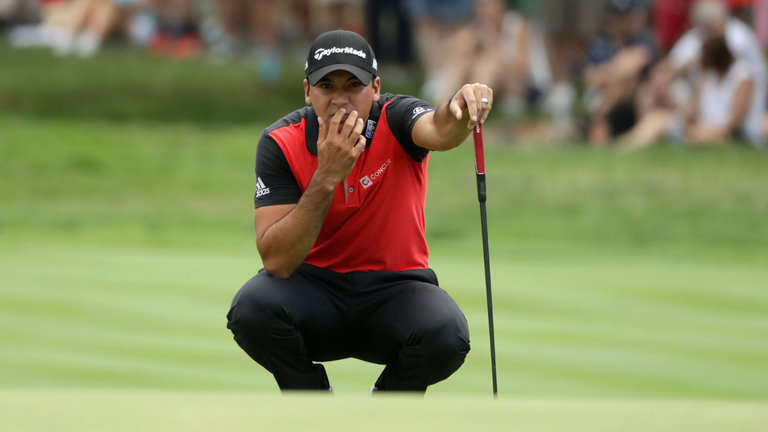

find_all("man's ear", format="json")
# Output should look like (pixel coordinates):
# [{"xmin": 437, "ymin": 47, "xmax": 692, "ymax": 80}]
[
  {"xmin": 372, "ymin": 76, "xmax": 381, "ymax": 102},
  {"xmin": 303, "ymin": 79, "xmax": 311, "ymax": 105}
]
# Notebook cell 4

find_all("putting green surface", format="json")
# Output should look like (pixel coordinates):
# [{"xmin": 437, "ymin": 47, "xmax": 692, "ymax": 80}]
[
  {"xmin": 1, "ymin": 390, "xmax": 767, "ymax": 432},
  {"xmin": 2, "ymin": 242, "xmax": 767, "ymax": 397}
]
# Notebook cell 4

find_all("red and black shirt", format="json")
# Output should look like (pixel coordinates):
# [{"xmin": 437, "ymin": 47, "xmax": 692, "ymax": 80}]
[{"xmin": 254, "ymin": 93, "xmax": 435, "ymax": 273}]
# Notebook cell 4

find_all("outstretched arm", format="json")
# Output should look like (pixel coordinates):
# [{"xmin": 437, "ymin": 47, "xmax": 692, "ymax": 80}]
[{"xmin": 412, "ymin": 83, "xmax": 494, "ymax": 151}]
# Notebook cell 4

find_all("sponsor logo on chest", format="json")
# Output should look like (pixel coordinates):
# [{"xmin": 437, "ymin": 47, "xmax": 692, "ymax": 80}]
[{"xmin": 359, "ymin": 158, "xmax": 392, "ymax": 189}]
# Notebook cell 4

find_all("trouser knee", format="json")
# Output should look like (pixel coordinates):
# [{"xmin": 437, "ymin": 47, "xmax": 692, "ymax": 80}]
[
  {"xmin": 426, "ymin": 323, "xmax": 471, "ymax": 376},
  {"xmin": 226, "ymin": 275, "xmax": 288, "ymax": 352},
  {"xmin": 226, "ymin": 273, "xmax": 331, "ymax": 390}
]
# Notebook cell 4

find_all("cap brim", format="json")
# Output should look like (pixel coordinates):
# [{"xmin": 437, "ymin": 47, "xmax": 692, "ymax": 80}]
[{"xmin": 307, "ymin": 64, "xmax": 374, "ymax": 86}]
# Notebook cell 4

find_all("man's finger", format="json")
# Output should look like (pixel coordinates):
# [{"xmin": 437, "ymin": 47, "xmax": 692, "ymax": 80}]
[
  {"xmin": 480, "ymin": 103, "xmax": 491, "ymax": 124},
  {"xmin": 465, "ymin": 90, "xmax": 479, "ymax": 127},
  {"xmin": 345, "ymin": 117, "xmax": 365, "ymax": 149},
  {"xmin": 339, "ymin": 110, "xmax": 360, "ymax": 139},
  {"xmin": 354, "ymin": 134, "xmax": 366, "ymax": 154},
  {"xmin": 481, "ymin": 89, "xmax": 494, "ymax": 109},
  {"xmin": 449, "ymin": 98, "xmax": 463, "ymax": 121},
  {"xmin": 329, "ymin": 108, "xmax": 346, "ymax": 136},
  {"xmin": 353, "ymin": 117, "xmax": 365, "ymax": 137},
  {"xmin": 318, "ymin": 116, "xmax": 327, "ymax": 142},
  {"xmin": 480, "ymin": 88, "xmax": 493, "ymax": 124}
]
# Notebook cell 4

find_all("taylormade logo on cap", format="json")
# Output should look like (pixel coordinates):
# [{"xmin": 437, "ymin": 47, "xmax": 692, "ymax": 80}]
[
  {"xmin": 305, "ymin": 30, "xmax": 377, "ymax": 85},
  {"xmin": 314, "ymin": 46, "xmax": 367, "ymax": 61}
]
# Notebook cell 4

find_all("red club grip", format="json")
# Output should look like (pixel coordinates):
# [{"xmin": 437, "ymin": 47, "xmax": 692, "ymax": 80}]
[{"xmin": 473, "ymin": 124, "xmax": 485, "ymax": 175}]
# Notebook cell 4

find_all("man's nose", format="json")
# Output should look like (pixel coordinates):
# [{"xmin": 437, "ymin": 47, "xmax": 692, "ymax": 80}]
[{"xmin": 331, "ymin": 89, "xmax": 350, "ymax": 106}]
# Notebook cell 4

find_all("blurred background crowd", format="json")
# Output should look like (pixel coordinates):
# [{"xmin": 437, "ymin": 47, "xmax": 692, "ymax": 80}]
[{"xmin": 2, "ymin": 0, "xmax": 768, "ymax": 148}]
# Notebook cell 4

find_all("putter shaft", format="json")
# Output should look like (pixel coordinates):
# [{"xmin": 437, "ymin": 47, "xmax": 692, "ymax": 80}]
[{"xmin": 473, "ymin": 125, "xmax": 498, "ymax": 398}]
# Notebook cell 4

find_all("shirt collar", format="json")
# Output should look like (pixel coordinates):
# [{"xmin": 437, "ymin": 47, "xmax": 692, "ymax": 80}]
[{"xmin": 305, "ymin": 107, "xmax": 320, "ymax": 155}]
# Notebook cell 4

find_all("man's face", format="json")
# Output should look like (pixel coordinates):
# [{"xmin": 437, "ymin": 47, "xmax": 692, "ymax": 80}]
[{"xmin": 304, "ymin": 70, "xmax": 381, "ymax": 128}]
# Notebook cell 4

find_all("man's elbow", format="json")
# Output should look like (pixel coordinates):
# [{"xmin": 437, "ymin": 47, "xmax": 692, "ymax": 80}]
[{"xmin": 261, "ymin": 257, "xmax": 296, "ymax": 279}]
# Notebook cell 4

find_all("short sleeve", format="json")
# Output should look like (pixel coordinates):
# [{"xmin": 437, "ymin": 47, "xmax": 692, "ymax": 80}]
[
  {"xmin": 254, "ymin": 132, "xmax": 302, "ymax": 208},
  {"xmin": 384, "ymin": 95, "xmax": 435, "ymax": 162},
  {"xmin": 669, "ymin": 30, "xmax": 702, "ymax": 68}
]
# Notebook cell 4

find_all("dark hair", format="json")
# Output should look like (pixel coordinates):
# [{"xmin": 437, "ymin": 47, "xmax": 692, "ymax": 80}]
[{"xmin": 701, "ymin": 35, "xmax": 733, "ymax": 75}]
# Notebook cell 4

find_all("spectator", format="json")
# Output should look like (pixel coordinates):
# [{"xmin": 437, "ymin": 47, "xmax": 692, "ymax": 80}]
[
  {"xmin": 637, "ymin": 0, "xmax": 766, "ymax": 141},
  {"xmin": 209, "ymin": 0, "xmax": 321, "ymax": 83},
  {"xmin": 537, "ymin": 0, "xmax": 610, "ymax": 138},
  {"xmin": 365, "ymin": 0, "xmax": 413, "ymax": 66},
  {"xmin": 469, "ymin": 0, "xmax": 534, "ymax": 116},
  {"xmin": 651, "ymin": 0, "xmax": 696, "ymax": 53},
  {"xmin": 119, "ymin": 0, "xmax": 157, "ymax": 48},
  {"xmin": 726, "ymin": 0, "xmax": 754, "ymax": 22},
  {"xmin": 9, "ymin": 0, "xmax": 121, "ymax": 57},
  {"xmin": 363, "ymin": 0, "xmax": 414, "ymax": 89},
  {"xmin": 0, "ymin": 0, "xmax": 41, "ymax": 27},
  {"xmin": 404, "ymin": 0, "xmax": 477, "ymax": 103},
  {"xmin": 147, "ymin": 0, "xmax": 201, "ymax": 60},
  {"xmin": 582, "ymin": 0, "xmax": 658, "ymax": 144},
  {"xmin": 621, "ymin": 34, "xmax": 763, "ymax": 147},
  {"xmin": 756, "ymin": 0, "xmax": 768, "ymax": 47},
  {"xmin": 312, "ymin": 0, "xmax": 364, "ymax": 34},
  {"xmin": 212, "ymin": 0, "xmax": 283, "ymax": 82}
]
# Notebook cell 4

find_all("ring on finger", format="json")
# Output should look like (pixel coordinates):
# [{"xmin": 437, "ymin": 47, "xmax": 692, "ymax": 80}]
[{"xmin": 481, "ymin": 97, "xmax": 490, "ymax": 104}]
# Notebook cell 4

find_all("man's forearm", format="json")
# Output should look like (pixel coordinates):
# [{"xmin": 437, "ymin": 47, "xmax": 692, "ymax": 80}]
[
  {"xmin": 257, "ymin": 174, "xmax": 336, "ymax": 278},
  {"xmin": 429, "ymin": 102, "xmax": 473, "ymax": 150}
]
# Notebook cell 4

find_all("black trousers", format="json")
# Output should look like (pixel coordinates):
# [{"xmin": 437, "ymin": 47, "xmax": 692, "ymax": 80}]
[{"xmin": 226, "ymin": 264, "xmax": 470, "ymax": 392}]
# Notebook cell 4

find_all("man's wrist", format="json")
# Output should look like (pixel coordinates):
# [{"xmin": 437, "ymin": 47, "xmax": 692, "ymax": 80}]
[{"xmin": 309, "ymin": 171, "xmax": 339, "ymax": 195}]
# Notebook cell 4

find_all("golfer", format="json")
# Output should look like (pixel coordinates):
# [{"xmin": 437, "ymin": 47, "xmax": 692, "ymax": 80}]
[{"xmin": 227, "ymin": 29, "xmax": 493, "ymax": 392}]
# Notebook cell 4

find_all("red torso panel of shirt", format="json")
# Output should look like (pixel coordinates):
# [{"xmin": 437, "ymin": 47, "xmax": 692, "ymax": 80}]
[{"xmin": 267, "ymin": 100, "xmax": 430, "ymax": 273}]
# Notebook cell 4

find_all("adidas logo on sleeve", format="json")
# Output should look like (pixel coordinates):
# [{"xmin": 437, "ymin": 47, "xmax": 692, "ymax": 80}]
[{"xmin": 256, "ymin": 177, "xmax": 271, "ymax": 198}]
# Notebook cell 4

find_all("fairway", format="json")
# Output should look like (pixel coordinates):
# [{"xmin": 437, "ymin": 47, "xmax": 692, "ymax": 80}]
[{"xmin": 2, "ymin": 43, "xmax": 768, "ymax": 431}]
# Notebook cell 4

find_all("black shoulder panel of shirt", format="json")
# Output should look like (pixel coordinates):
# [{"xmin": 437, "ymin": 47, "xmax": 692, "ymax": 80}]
[
  {"xmin": 254, "ymin": 128, "xmax": 303, "ymax": 208},
  {"xmin": 382, "ymin": 93, "xmax": 434, "ymax": 162},
  {"xmin": 254, "ymin": 93, "xmax": 435, "ymax": 208}
]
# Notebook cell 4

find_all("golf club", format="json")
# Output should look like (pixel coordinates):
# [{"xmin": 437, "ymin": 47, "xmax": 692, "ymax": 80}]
[{"xmin": 473, "ymin": 123, "xmax": 498, "ymax": 398}]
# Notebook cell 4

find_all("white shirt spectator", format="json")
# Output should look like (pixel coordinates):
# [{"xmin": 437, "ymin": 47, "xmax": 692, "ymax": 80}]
[
  {"xmin": 698, "ymin": 60, "xmax": 763, "ymax": 145},
  {"xmin": 669, "ymin": 18, "xmax": 766, "ymax": 147}
]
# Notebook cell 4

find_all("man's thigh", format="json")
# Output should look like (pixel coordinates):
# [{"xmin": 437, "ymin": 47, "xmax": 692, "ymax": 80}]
[
  {"xmin": 351, "ymin": 280, "xmax": 469, "ymax": 364},
  {"xmin": 231, "ymin": 269, "xmax": 354, "ymax": 361}
]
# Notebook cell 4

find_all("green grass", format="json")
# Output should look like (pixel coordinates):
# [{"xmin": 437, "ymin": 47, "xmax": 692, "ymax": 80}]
[
  {"xmin": 3, "ymin": 240, "xmax": 767, "ymax": 398},
  {"xmin": 0, "ymin": 43, "xmax": 304, "ymax": 124},
  {"xmin": 2, "ymin": 42, "xmax": 768, "ymax": 430},
  {"xmin": 2, "ymin": 391, "xmax": 768, "ymax": 432}
]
